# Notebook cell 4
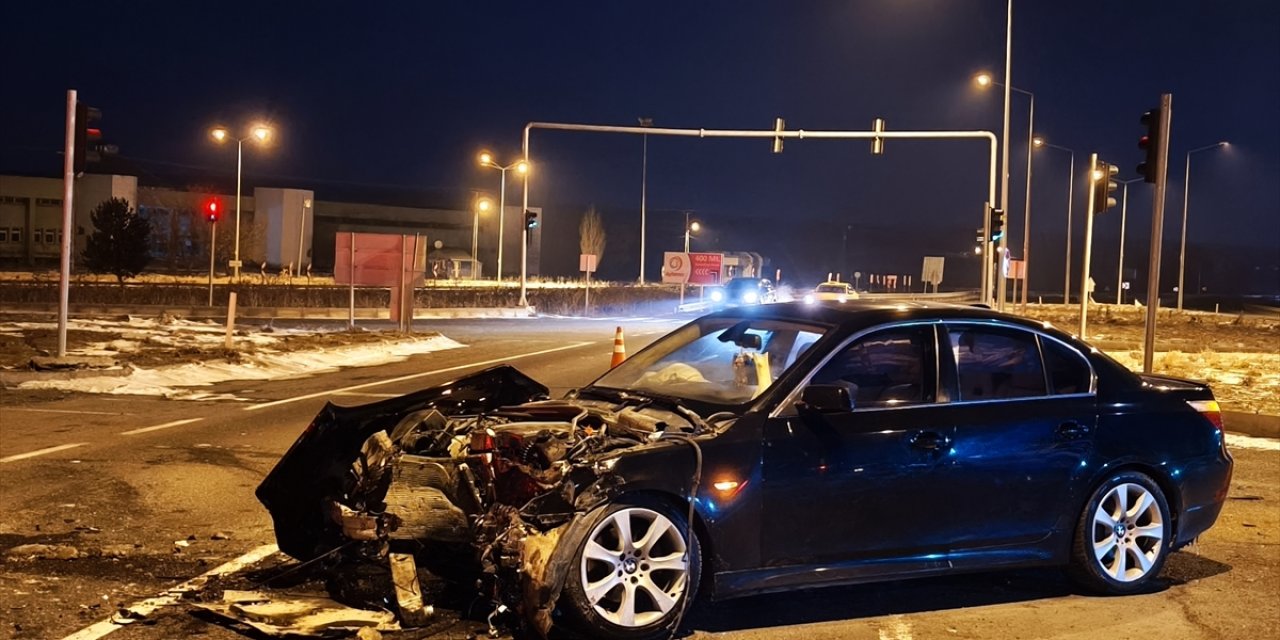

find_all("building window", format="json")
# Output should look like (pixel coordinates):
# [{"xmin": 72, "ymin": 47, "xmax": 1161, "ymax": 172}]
[
  {"xmin": 0, "ymin": 196, "xmax": 21, "ymax": 205},
  {"xmin": 10, "ymin": 228, "xmax": 22, "ymax": 243},
  {"xmin": 36, "ymin": 198, "xmax": 62, "ymax": 207},
  {"xmin": 0, "ymin": 229, "xmax": 7, "ymax": 243},
  {"xmin": 44, "ymin": 229, "xmax": 56, "ymax": 245}
]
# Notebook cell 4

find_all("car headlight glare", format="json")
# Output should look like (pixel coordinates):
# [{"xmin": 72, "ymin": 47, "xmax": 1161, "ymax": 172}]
[
  {"xmin": 743, "ymin": 292, "xmax": 758, "ymax": 303},
  {"xmin": 804, "ymin": 294, "xmax": 815, "ymax": 304},
  {"xmin": 710, "ymin": 290, "xmax": 724, "ymax": 302}
]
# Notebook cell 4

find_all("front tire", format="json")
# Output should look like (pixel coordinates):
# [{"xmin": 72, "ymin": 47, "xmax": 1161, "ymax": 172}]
[
  {"xmin": 561, "ymin": 498, "xmax": 700, "ymax": 640},
  {"xmin": 1069, "ymin": 471, "xmax": 1172, "ymax": 594}
]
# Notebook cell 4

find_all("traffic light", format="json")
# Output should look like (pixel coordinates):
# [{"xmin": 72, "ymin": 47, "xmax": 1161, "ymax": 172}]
[
  {"xmin": 524, "ymin": 210, "xmax": 539, "ymax": 230},
  {"xmin": 204, "ymin": 199, "xmax": 221, "ymax": 223},
  {"xmin": 1092, "ymin": 162, "xmax": 1118, "ymax": 214},
  {"xmin": 72, "ymin": 102, "xmax": 117, "ymax": 175},
  {"xmin": 73, "ymin": 103, "xmax": 102, "ymax": 175},
  {"xmin": 1138, "ymin": 107, "xmax": 1164, "ymax": 183},
  {"xmin": 989, "ymin": 207, "xmax": 1005, "ymax": 242}
]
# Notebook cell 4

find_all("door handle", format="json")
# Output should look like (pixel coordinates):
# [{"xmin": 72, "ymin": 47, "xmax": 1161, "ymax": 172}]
[
  {"xmin": 909, "ymin": 431, "xmax": 951, "ymax": 451},
  {"xmin": 1057, "ymin": 421, "xmax": 1089, "ymax": 438}
]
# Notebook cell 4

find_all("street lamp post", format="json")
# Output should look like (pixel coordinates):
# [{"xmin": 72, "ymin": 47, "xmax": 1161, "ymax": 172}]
[
  {"xmin": 977, "ymin": 74, "xmax": 1034, "ymax": 309},
  {"xmin": 638, "ymin": 117, "xmax": 653, "ymax": 283},
  {"xmin": 472, "ymin": 197, "xmax": 492, "ymax": 279},
  {"xmin": 1177, "ymin": 142, "xmax": 1228, "ymax": 311},
  {"xmin": 296, "ymin": 198, "xmax": 311, "ymax": 273},
  {"xmin": 1115, "ymin": 178, "xmax": 1143, "ymax": 305},
  {"xmin": 210, "ymin": 124, "xmax": 272, "ymax": 279},
  {"xmin": 478, "ymin": 152, "xmax": 528, "ymax": 282},
  {"xmin": 684, "ymin": 212, "xmax": 700, "ymax": 253},
  {"xmin": 1033, "ymin": 138, "xmax": 1075, "ymax": 305}
]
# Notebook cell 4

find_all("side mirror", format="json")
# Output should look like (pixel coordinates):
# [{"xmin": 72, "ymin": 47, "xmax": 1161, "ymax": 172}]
[{"xmin": 798, "ymin": 384, "xmax": 853, "ymax": 414}]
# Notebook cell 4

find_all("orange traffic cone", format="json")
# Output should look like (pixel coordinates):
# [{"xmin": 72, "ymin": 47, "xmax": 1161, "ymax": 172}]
[{"xmin": 610, "ymin": 326, "xmax": 627, "ymax": 368}]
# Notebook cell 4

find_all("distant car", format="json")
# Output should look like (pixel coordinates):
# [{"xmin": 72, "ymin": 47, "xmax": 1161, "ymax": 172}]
[
  {"xmin": 804, "ymin": 281, "xmax": 859, "ymax": 304},
  {"xmin": 258, "ymin": 301, "xmax": 1233, "ymax": 640},
  {"xmin": 710, "ymin": 277, "xmax": 776, "ymax": 306}
]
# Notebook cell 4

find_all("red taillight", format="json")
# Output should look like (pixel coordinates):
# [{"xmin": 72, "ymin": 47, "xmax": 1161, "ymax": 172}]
[{"xmin": 1188, "ymin": 400, "xmax": 1223, "ymax": 431}]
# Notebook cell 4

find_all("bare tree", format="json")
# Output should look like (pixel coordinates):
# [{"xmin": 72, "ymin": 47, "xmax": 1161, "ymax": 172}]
[{"xmin": 579, "ymin": 206, "xmax": 606, "ymax": 271}]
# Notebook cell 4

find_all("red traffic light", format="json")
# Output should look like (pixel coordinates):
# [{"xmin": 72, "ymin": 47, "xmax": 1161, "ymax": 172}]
[{"xmin": 204, "ymin": 199, "xmax": 221, "ymax": 223}]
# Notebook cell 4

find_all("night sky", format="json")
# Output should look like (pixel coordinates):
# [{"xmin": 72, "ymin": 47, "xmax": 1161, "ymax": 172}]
[{"xmin": 2, "ymin": 1, "xmax": 1277, "ymax": 287}]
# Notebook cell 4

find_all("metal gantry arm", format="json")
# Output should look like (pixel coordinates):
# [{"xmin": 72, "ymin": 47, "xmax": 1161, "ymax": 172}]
[{"xmin": 517, "ymin": 122, "xmax": 1000, "ymax": 307}]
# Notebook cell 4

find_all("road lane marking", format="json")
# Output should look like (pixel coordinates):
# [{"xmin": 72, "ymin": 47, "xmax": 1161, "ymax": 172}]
[
  {"xmin": 6, "ymin": 408, "xmax": 125, "ymax": 416},
  {"xmin": 120, "ymin": 418, "xmax": 204, "ymax": 436},
  {"xmin": 1, "ymin": 443, "xmax": 88, "ymax": 463},
  {"xmin": 60, "ymin": 543, "xmax": 279, "ymax": 640},
  {"xmin": 244, "ymin": 341, "xmax": 597, "ymax": 412},
  {"xmin": 334, "ymin": 392, "xmax": 404, "ymax": 398}
]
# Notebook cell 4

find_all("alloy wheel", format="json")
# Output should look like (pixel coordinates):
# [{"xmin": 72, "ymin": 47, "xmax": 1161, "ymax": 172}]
[
  {"xmin": 579, "ymin": 507, "xmax": 690, "ymax": 628},
  {"xmin": 1091, "ymin": 482, "xmax": 1165, "ymax": 582}
]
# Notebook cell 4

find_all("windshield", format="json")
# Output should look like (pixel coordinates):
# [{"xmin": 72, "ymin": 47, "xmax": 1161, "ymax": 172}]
[
  {"xmin": 816, "ymin": 283, "xmax": 848, "ymax": 293},
  {"xmin": 590, "ymin": 317, "xmax": 828, "ymax": 406}
]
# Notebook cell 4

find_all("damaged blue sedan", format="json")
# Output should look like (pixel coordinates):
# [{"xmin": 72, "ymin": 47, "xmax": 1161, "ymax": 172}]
[{"xmin": 257, "ymin": 301, "xmax": 1233, "ymax": 639}]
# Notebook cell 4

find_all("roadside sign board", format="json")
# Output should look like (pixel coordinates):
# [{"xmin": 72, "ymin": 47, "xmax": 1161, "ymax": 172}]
[
  {"xmin": 663, "ymin": 251, "xmax": 723, "ymax": 285},
  {"xmin": 688, "ymin": 252, "xmax": 722, "ymax": 285},
  {"xmin": 579, "ymin": 253, "xmax": 598, "ymax": 273},
  {"xmin": 334, "ymin": 233, "xmax": 426, "ymax": 286},
  {"xmin": 1008, "ymin": 258, "xmax": 1026, "ymax": 280},
  {"xmin": 662, "ymin": 252, "xmax": 690, "ymax": 284},
  {"xmin": 921, "ymin": 256, "xmax": 945, "ymax": 286}
]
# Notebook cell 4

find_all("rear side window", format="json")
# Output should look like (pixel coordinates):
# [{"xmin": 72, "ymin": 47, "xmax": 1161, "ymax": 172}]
[
  {"xmin": 1041, "ymin": 337, "xmax": 1092, "ymax": 394},
  {"xmin": 947, "ymin": 326, "xmax": 1046, "ymax": 400},
  {"xmin": 812, "ymin": 326, "xmax": 935, "ymax": 408}
]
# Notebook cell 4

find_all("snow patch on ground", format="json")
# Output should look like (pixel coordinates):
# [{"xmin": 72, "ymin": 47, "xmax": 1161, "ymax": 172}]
[
  {"xmin": 17, "ymin": 335, "xmax": 464, "ymax": 399},
  {"xmin": 1225, "ymin": 433, "xmax": 1280, "ymax": 452},
  {"xmin": 1108, "ymin": 351, "xmax": 1280, "ymax": 417}
]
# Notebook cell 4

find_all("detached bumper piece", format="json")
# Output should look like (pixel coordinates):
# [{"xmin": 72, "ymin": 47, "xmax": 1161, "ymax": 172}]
[{"xmin": 195, "ymin": 590, "xmax": 403, "ymax": 637}]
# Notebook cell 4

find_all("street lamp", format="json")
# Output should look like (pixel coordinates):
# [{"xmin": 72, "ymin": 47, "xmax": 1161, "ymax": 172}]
[
  {"xmin": 1177, "ymin": 141, "xmax": 1228, "ymax": 311},
  {"xmin": 974, "ymin": 70, "xmax": 1031, "ymax": 309},
  {"xmin": 478, "ymin": 151, "xmax": 528, "ymax": 282},
  {"xmin": 210, "ymin": 123, "xmax": 273, "ymax": 279},
  {"xmin": 684, "ymin": 214, "xmax": 701, "ymax": 253},
  {"xmin": 1033, "ymin": 137, "xmax": 1076, "ymax": 305},
  {"xmin": 472, "ymin": 197, "xmax": 493, "ymax": 280}
]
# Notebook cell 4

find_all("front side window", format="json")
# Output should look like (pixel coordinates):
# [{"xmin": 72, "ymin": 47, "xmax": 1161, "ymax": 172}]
[
  {"xmin": 947, "ymin": 325, "xmax": 1046, "ymax": 400},
  {"xmin": 810, "ymin": 326, "xmax": 935, "ymax": 409}
]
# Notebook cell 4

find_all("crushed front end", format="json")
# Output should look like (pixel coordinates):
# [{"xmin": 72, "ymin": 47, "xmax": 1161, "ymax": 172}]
[{"xmin": 255, "ymin": 365, "xmax": 687, "ymax": 637}]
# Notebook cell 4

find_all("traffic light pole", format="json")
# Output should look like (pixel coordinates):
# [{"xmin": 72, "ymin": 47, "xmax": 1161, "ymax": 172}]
[
  {"xmin": 519, "ymin": 121, "xmax": 1000, "ymax": 308},
  {"xmin": 57, "ymin": 89, "xmax": 77, "ymax": 358},
  {"xmin": 1079, "ymin": 153, "xmax": 1098, "ymax": 338},
  {"xmin": 1142, "ymin": 95, "xmax": 1174, "ymax": 374},
  {"xmin": 208, "ymin": 221, "xmax": 217, "ymax": 307}
]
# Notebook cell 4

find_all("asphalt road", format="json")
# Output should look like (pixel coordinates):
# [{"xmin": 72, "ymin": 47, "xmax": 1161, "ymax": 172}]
[{"xmin": 1, "ymin": 317, "xmax": 1277, "ymax": 640}]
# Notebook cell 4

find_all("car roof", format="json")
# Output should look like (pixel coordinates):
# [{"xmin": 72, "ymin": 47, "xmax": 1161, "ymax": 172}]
[{"xmin": 703, "ymin": 300, "xmax": 1059, "ymax": 336}]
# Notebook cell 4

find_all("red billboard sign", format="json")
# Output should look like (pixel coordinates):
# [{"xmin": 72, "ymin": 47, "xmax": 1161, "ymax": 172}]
[
  {"xmin": 688, "ymin": 252, "xmax": 722, "ymax": 286},
  {"xmin": 334, "ymin": 233, "xmax": 426, "ymax": 287}
]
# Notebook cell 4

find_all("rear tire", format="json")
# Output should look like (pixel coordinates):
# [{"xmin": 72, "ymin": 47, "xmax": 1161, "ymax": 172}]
[
  {"xmin": 560, "ymin": 498, "xmax": 700, "ymax": 640},
  {"xmin": 1068, "ymin": 471, "xmax": 1172, "ymax": 594}
]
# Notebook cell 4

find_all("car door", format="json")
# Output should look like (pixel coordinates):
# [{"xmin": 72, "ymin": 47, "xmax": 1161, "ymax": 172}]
[
  {"xmin": 934, "ymin": 322, "xmax": 1097, "ymax": 550},
  {"xmin": 761, "ymin": 323, "xmax": 957, "ymax": 567}
]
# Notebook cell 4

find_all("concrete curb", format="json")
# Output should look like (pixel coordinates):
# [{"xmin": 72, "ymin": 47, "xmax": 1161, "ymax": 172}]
[{"xmin": 1225, "ymin": 412, "xmax": 1280, "ymax": 440}]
